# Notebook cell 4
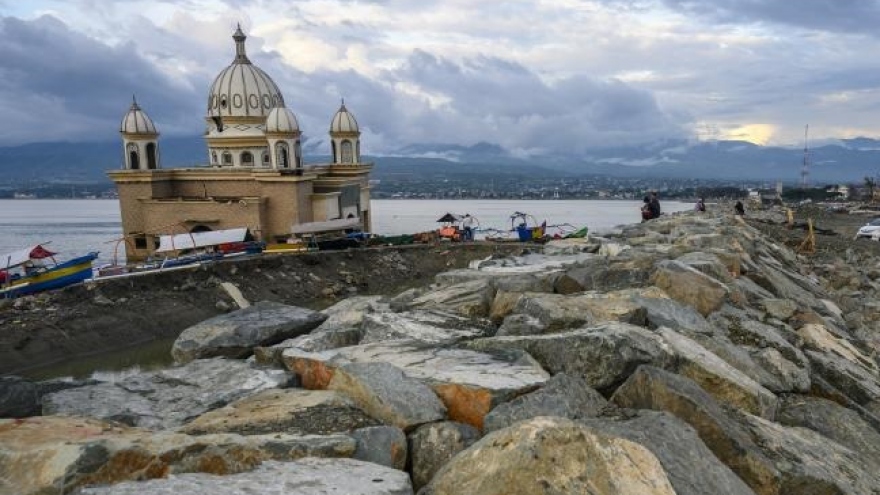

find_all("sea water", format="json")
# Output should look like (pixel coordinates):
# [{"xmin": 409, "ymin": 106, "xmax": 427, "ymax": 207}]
[{"xmin": 0, "ymin": 198, "xmax": 694, "ymax": 264}]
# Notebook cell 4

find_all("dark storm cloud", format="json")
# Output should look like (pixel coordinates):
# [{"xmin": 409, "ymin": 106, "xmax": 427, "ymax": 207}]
[
  {"xmin": 653, "ymin": 0, "xmax": 880, "ymax": 34},
  {"xmin": 0, "ymin": 15, "xmax": 202, "ymax": 144}
]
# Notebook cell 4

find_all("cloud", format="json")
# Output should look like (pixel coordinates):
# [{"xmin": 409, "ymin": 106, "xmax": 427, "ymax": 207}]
[{"xmin": 650, "ymin": 0, "xmax": 880, "ymax": 35}]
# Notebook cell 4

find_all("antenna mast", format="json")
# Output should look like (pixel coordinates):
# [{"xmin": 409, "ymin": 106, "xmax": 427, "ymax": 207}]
[{"xmin": 801, "ymin": 124, "xmax": 810, "ymax": 187}]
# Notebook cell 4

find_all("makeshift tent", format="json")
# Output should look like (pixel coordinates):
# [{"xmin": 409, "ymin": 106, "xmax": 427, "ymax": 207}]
[
  {"xmin": 1, "ymin": 244, "xmax": 56, "ymax": 268},
  {"xmin": 290, "ymin": 218, "xmax": 362, "ymax": 235},
  {"xmin": 155, "ymin": 228, "xmax": 250, "ymax": 253}
]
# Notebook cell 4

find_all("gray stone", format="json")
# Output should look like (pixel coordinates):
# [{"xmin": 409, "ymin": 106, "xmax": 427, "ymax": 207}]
[
  {"xmin": 495, "ymin": 313, "xmax": 544, "ymax": 336},
  {"xmin": 581, "ymin": 411, "xmax": 757, "ymax": 495},
  {"xmin": 179, "ymin": 388, "xmax": 379, "ymax": 435},
  {"xmin": 633, "ymin": 294, "xmax": 716, "ymax": 334},
  {"xmin": 650, "ymin": 260, "xmax": 728, "ymax": 316},
  {"xmin": 402, "ymin": 279, "xmax": 496, "ymax": 318},
  {"xmin": 408, "ymin": 421, "xmax": 480, "ymax": 491},
  {"xmin": 283, "ymin": 341, "xmax": 548, "ymax": 431},
  {"xmin": 171, "ymin": 301, "xmax": 327, "ymax": 363},
  {"xmin": 610, "ymin": 365, "xmax": 779, "ymax": 494},
  {"xmin": 351, "ymin": 425, "xmax": 407, "ymax": 470},
  {"xmin": 760, "ymin": 298, "xmax": 798, "ymax": 321},
  {"xmin": 483, "ymin": 373, "xmax": 608, "ymax": 433},
  {"xmin": 360, "ymin": 310, "xmax": 491, "ymax": 345},
  {"xmin": 777, "ymin": 395, "xmax": 880, "ymax": 464},
  {"xmin": 43, "ymin": 358, "xmax": 293, "ymax": 430},
  {"xmin": 74, "ymin": 458, "xmax": 413, "ymax": 495},
  {"xmin": 675, "ymin": 251, "xmax": 734, "ymax": 283},
  {"xmin": 329, "ymin": 361, "xmax": 447, "ymax": 431},
  {"xmin": 0, "ymin": 376, "xmax": 39, "ymax": 418},
  {"xmin": 466, "ymin": 322, "xmax": 675, "ymax": 393}
]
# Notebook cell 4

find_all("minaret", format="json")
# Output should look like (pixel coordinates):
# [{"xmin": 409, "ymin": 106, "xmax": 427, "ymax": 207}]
[
  {"xmin": 119, "ymin": 96, "xmax": 160, "ymax": 170},
  {"xmin": 265, "ymin": 105, "xmax": 303, "ymax": 170},
  {"xmin": 329, "ymin": 99, "xmax": 361, "ymax": 164}
]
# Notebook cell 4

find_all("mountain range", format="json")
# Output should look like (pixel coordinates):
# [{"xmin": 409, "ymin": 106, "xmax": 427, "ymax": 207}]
[{"xmin": 2, "ymin": 136, "xmax": 879, "ymax": 185}]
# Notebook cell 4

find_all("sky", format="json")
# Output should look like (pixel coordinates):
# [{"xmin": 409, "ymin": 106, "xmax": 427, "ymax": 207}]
[{"xmin": 2, "ymin": 0, "xmax": 880, "ymax": 156}]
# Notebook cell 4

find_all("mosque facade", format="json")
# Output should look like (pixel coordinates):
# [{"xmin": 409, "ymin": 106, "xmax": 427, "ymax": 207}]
[{"xmin": 109, "ymin": 26, "xmax": 372, "ymax": 262}]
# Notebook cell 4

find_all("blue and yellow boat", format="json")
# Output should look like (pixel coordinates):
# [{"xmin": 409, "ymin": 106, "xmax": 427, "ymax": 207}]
[{"xmin": 0, "ymin": 245, "xmax": 98, "ymax": 298}]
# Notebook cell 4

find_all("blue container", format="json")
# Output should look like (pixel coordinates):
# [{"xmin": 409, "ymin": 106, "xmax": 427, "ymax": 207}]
[{"xmin": 516, "ymin": 225, "xmax": 532, "ymax": 242}]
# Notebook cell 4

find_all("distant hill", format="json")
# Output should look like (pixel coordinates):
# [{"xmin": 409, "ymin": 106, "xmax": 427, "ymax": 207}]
[{"xmin": 1, "ymin": 136, "xmax": 879, "ymax": 185}]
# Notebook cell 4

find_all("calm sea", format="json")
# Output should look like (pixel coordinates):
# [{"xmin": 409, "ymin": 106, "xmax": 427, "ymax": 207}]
[{"xmin": 0, "ymin": 199, "xmax": 693, "ymax": 264}]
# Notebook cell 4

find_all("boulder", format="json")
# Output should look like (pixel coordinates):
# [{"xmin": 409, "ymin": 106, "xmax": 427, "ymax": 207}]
[
  {"xmin": 171, "ymin": 301, "xmax": 327, "ymax": 363},
  {"xmin": 43, "ymin": 358, "xmax": 293, "ymax": 430},
  {"xmin": 777, "ymin": 395, "xmax": 880, "ymax": 464},
  {"xmin": 0, "ymin": 416, "xmax": 356, "ymax": 495},
  {"xmin": 610, "ymin": 365, "xmax": 780, "ymax": 494},
  {"xmin": 328, "ymin": 362, "xmax": 447, "ymax": 432},
  {"xmin": 466, "ymin": 322, "xmax": 675, "ymax": 393},
  {"xmin": 351, "ymin": 425, "xmax": 408, "ymax": 470},
  {"xmin": 658, "ymin": 328, "xmax": 778, "ymax": 419},
  {"xmin": 650, "ymin": 260, "xmax": 728, "ymax": 316},
  {"xmin": 401, "ymin": 279, "xmax": 496, "ymax": 318},
  {"xmin": 420, "ymin": 417, "xmax": 676, "ymax": 495},
  {"xmin": 581, "ymin": 411, "xmax": 757, "ymax": 495},
  {"xmin": 483, "ymin": 373, "xmax": 609, "ymax": 433},
  {"xmin": 283, "ymin": 341, "xmax": 548, "ymax": 430},
  {"xmin": 74, "ymin": 458, "xmax": 413, "ymax": 495},
  {"xmin": 179, "ymin": 388, "xmax": 379, "ymax": 435},
  {"xmin": 739, "ymin": 411, "xmax": 880, "ymax": 494},
  {"xmin": 0, "ymin": 376, "xmax": 39, "ymax": 418},
  {"xmin": 408, "ymin": 421, "xmax": 481, "ymax": 491},
  {"xmin": 359, "ymin": 310, "xmax": 491, "ymax": 345}
]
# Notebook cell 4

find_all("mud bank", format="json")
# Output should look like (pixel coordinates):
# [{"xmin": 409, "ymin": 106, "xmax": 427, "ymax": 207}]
[{"xmin": 0, "ymin": 243, "xmax": 527, "ymax": 377}]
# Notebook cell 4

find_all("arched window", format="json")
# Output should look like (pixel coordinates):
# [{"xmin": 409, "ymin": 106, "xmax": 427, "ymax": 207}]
[
  {"xmin": 294, "ymin": 141, "xmax": 302, "ymax": 168},
  {"xmin": 356, "ymin": 142, "xmax": 360, "ymax": 163},
  {"xmin": 222, "ymin": 152, "xmax": 233, "ymax": 166},
  {"xmin": 145, "ymin": 143, "xmax": 158, "ymax": 170},
  {"xmin": 262, "ymin": 151, "xmax": 270, "ymax": 167},
  {"xmin": 341, "ymin": 140, "xmax": 353, "ymax": 164},
  {"xmin": 211, "ymin": 151, "xmax": 218, "ymax": 164},
  {"xmin": 276, "ymin": 142, "xmax": 289, "ymax": 168},
  {"xmin": 241, "ymin": 151, "xmax": 253, "ymax": 167},
  {"xmin": 331, "ymin": 141, "xmax": 337, "ymax": 163},
  {"xmin": 127, "ymin": 143, "xmax": 140, "ymax": 170}
]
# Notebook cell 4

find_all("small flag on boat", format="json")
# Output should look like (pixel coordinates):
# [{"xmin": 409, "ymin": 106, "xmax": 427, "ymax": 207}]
[{"xmin": 29, "ymin": 245, "xmax": 56, "ymax": 259}]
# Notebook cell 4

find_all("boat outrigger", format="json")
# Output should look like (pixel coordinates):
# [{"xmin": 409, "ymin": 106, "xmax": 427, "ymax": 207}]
[{"xmin": 0, "ymin": 244, "xmax": 98, "ymax": 298}]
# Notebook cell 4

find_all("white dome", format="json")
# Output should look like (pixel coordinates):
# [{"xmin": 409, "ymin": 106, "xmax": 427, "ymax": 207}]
[
  {"xmin": 207, "ymin": 26, "xmax": 284, "ymax": 119},
  {"xmin": 330, "ymin": 102, "xmax": 359, "ymax": 134},
  {"xmin": 266, "ymin": 106, "xmax": 300, "ymax": 133},
  {"xmin": 120, "ymin": 98, "xmax": 158, "ymax": 135}
]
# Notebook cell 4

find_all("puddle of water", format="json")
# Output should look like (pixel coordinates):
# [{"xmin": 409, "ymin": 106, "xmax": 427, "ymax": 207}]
[{"xmin": 22, "ymin": 337, "xmax": 177, "ymax": 381}]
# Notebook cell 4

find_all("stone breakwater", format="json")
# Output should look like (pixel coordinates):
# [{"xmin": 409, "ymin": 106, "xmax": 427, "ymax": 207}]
[{"xmin": 3, "ymin": 207, "xmax": 880, "ymax": 494}]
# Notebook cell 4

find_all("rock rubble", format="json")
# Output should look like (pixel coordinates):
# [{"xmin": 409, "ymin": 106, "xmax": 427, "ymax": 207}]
[{"xmin": 3, "ymin": 207, "xmax": 880, "ymax": 494}]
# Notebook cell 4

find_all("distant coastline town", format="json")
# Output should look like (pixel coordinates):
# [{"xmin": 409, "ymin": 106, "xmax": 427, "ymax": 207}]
[{"xmin": 1, "ymin": 174, "xmax": 871, "ymax": 204}]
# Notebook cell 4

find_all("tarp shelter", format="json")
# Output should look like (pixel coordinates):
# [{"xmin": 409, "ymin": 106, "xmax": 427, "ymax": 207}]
[
  {"xmin": 290, "ymin": 217, "xmax": 362, "ymax": 235},
  {"xmin": 155, "ymin": 228, "xmax": 250, "ymax": 253},
  {"xmin": 436, "ymin": 213, "xmax": 461, "ymax": 223},
  {"xmin": 1, "ymin": 244, "xmax": 56, "ymax": 268}
]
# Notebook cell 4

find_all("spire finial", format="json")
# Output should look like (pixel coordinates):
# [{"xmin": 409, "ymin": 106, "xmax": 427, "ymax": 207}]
[
  {"xmin": 232, "ymin": 23, "xmax": 250, "ymax": 63},
  {"xmin": 131, "ymin": 94, "xmax": 140, "ymax": 110}
]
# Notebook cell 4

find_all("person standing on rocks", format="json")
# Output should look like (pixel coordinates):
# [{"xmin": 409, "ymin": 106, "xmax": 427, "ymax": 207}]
[
  {"xmin": 735, "ymin": 200, "xmax": 745, "ymax": 216},
  {"xmin": 695, "ymin": 198, "xmax": 706, "ymax": 212},
  {"xmin": 461, "ymin": 214, "xmax": 476, "ymax": 242},
  {"xmin": 649, "ymin": 191, "xmax": 661, "ymax": 219}
]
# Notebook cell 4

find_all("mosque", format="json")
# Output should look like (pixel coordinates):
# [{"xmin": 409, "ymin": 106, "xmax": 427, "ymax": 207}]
[{"xmin": 108, "ymin": 26, "xmax": 372, "ymax": 262}]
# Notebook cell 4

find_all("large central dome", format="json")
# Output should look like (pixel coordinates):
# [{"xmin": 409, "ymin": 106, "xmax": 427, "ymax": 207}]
[{"xmin": 207, "ymin": 26, "xmax": 284, "ymax": 119}]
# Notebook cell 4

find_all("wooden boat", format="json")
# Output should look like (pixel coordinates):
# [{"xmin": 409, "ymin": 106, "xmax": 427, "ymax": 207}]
[{"xmin": 0, "ymin": 245, "xmax": 98, "ymax": 298}]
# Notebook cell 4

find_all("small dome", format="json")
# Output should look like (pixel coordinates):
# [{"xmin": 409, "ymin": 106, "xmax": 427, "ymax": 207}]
[
  {"xmin": 120, "ymin": 97, "xmax": 158, "ymax": 135},
  {"xmin": 207, "ymin": 25, "xmax": 284, "ymax": 119},
  {"xmin": 330, "ymin": 101, "xmax": 359, "ymax": 134},
  {"xmin": 266, "ymin": 106, "xmax": 300, "ymax": 133}
]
